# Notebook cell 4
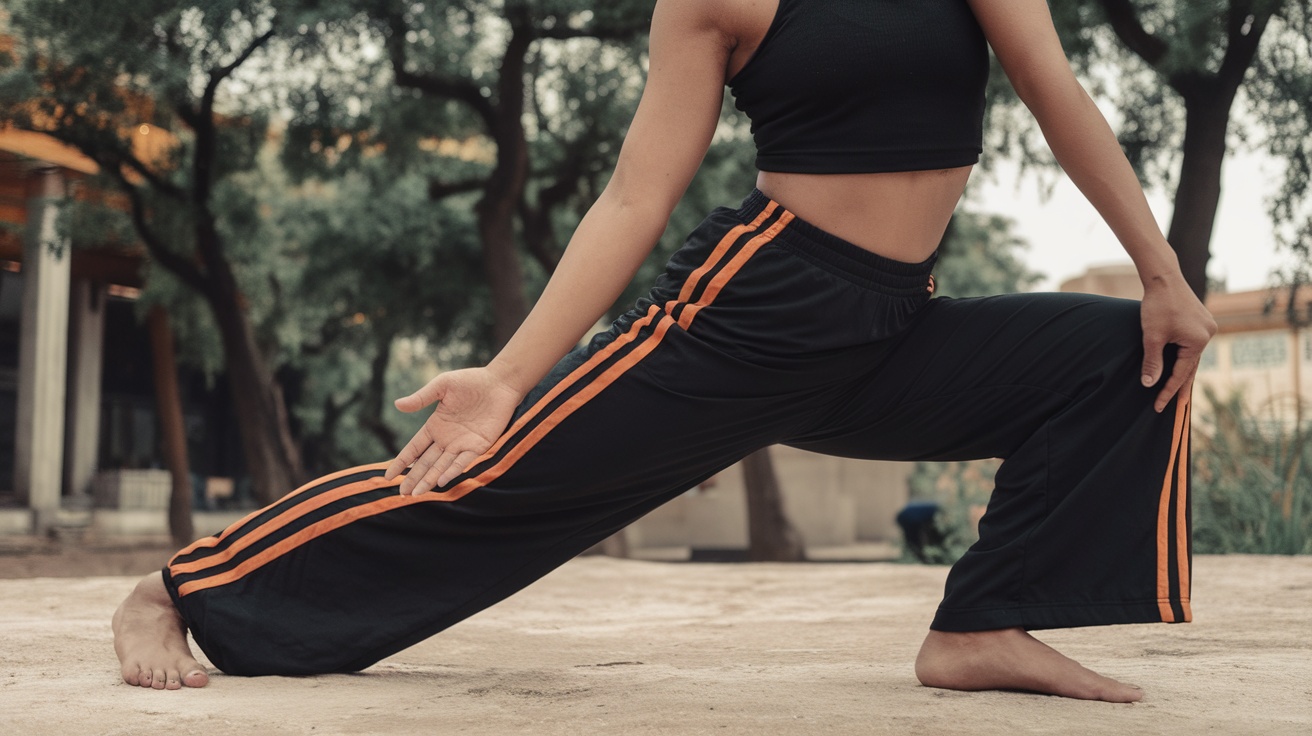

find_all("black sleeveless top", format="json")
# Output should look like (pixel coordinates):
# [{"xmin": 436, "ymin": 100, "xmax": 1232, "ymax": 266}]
[{"xmin": 728, "ymin": 0, "xmax": 990, "ymax": 173}]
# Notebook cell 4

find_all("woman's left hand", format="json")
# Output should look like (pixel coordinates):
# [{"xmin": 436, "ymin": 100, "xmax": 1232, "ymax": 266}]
[{"xmin": 1138, "ymin": 272, "xmax": 1218, "ymax": 413}]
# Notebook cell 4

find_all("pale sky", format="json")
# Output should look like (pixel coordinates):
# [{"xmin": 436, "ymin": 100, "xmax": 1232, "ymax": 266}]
[{"xmin": 972, "ymin": 149, "xmax": 1286, "ymax": 294}]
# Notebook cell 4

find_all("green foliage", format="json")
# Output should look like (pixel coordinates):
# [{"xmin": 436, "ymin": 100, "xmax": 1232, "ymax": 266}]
[
  {"xmin": 902, "ymin": 459, "xmax": 999, "ymax": 565},
  {"xmin": 1192, "ymin": 388, "xmax": 1312, "ymax": 555},
  {"xmin": 1039, "ymin": 0, "xmax": 1312, "ymax": 198},
  {"xmin": 987, "ymin": 1, "xmax": 1312, "ymax": 291},
  {"xmin": 932, "ymin": 212, "xmax": 1043, "ymax": 298},
  {"xmin": 258, "ymin": 147, "xmax": 489, "ymax": 471}
]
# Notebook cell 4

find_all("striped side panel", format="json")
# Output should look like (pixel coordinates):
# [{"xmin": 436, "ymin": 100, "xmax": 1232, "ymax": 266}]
[
  {"xmin": 169, "ymin": 463, "xmax": 392, "ymax": 569},
  {"xmin": 1156, "ymin": 396, "xmax": 1192, "ymax": 622},
  {"xmin": 1176, "ymin": 400, "xmax": 1192, "ymax": 621},
  {"xmin": 171, "ymin": 201, "xmax": 796, "ymax": 598},
  {"xmin": 664, "ymin": 200, "xmax": 778, "ymax": 322}
]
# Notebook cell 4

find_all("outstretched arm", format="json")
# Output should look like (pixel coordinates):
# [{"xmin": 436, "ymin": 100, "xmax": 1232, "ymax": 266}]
[
  {"xmin": 967, "ymin": 0, "xmax": 1217, "ymax": 412},
  {"xmin": 386, "ymin": 0, "xmax": 734, "ymax": 493}
]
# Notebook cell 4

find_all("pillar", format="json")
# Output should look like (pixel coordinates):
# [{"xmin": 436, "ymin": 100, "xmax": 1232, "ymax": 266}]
[
  {"xmin": 13, "ymin": 166, "xmax": 69, "ymax": 525},
  {"xmin": 64, "ymin": 278, "xmax": 105, "ymax": 504}
]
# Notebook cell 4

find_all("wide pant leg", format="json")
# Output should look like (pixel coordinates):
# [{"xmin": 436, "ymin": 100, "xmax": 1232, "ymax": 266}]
[
  {"xmin": 786, "ymin": 293, "xmax": 1192, "ymax": 631},
  {"xmin": 161, "ymin": 189, "xmax": 1190, "ymax": 677},
  {"xmin": 161, "ymin": 192, "xmax": 939, "ymax": 676}
]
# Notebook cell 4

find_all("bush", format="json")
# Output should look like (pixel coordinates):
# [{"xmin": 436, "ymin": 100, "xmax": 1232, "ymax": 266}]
[
  {"xmin": 1192, "ymin": 388, "xmax": 1312, "ymax": 555},
  {"xmin": 900, "ymin": 459, "xmax": 998, "ymax": 565}
]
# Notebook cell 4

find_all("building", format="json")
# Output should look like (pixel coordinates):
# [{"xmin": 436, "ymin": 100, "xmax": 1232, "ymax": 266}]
[{"xmin": 1, "ymin": 127, "xmax": 247, "ymax": 537}]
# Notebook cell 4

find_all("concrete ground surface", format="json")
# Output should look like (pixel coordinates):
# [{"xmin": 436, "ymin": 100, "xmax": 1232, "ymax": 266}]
[{"xmin": 0, "ymin": 554, "xmax": 1308, "ymax": 735}]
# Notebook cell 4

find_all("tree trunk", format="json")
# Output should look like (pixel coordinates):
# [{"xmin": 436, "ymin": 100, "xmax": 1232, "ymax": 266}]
[
  {"xmin": 741, "ymin": 447, "xmax": 806, "ymax": 562},
  {"xmin": 147, "ymin": 306, "xmax": 194, "ymax": 547},
  {"xmin": 580, "ymin": 531, "xmax": 630, "ymax": 557},
  {"xmin": 1166, "ymin": 94, "xmax": 1234, "ymax": 299},
  {"xmin": 478, "ymin": 192, "xmax": 531, "ymax": 350},
  {"xmin": 206, "ymin": 282, "xmax": 303, "ymax": 506},
  {"xmin": 358, "ymin": 329, "xmax": 400, "ymax": 457},
  {"xmin": 476, "ymin": 22, "xmax": 535, "ymax": 350}
]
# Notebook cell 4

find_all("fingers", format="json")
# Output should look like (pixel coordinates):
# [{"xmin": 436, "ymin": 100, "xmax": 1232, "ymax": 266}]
[
  {"xmin": 1154, "ymin": 350, "xmax": 1200, "ymax": 413},
  {"xmin": 399, "ymin": 441, "xmax": 445, "ymax": 495},
  {"xmin": 400, "ymin": 447, "xmax": 485, "ymax": 496},
  {"xmin": 394, "ymin": 374, "xmax": 446, "ymax": 414},
  {"xmin": 1141, "ymin": 333, "xmax": 1166, "ymax": 389},
  {"xmin": 437, "ymin": 450, "xmax": 481, "ymax": 488},
  {"xmin": 383, "ymin": 426, "xmax": 434, "ymax": 481}
]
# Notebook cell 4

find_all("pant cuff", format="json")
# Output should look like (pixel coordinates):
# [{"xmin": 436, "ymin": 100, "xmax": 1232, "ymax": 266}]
[{"xmin": 930, "ymin": 599, "xmax": 1189, "ymax": 631}]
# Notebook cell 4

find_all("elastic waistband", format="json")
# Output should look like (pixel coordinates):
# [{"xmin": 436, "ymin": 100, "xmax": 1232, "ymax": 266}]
[{"xmin": 734, "ymin": 188, "xmax": 937, "ymax": 296}]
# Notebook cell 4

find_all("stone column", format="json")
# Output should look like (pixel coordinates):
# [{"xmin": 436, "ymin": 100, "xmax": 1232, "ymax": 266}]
[
  {"xmin": 13, "ymin": 166, "xmax": 70, "ymax": 526},
  {"xmin": 64, "ymin": 278, "xmax": 106, "ymax": 505}
]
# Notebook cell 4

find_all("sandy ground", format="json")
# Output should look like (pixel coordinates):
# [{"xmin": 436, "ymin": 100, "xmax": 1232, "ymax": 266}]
[{"xmin": 0, "ymin": 554, "xmax": 1308, "ymax": 735}]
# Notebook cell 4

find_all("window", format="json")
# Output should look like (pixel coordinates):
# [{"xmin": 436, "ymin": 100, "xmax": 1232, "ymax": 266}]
[
  {"xmin": 1231, "ymin": 333, "xmax": 1288, "ymax": 369},
  {"xmin": 1198, "ymin": 342, "xmax": 1218, "ymax": 371}
]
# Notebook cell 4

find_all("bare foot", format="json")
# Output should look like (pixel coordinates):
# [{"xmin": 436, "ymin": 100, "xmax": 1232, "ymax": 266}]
[
  {"xmin": 112, "ymin": 572, "xmax": 209, "ymax": 690},
  {"xmin": 915, "ymin": 628, "xmax": 1142, "ymax": 702}
]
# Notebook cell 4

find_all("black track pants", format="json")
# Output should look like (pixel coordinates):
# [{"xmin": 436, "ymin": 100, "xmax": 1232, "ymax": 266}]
[{"xmin": 163, "ymin": 190, "xmax": 1192, "ymax": 676}]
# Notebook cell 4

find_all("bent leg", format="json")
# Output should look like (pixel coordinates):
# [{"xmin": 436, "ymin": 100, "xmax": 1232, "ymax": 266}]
[
  {"xmin": 787, "ymin": 292, "xmax": 1191, "ymax": 630},
  {"xmin": 786, "ymin": 292, "xmax": 1179, "ymax": 701}
]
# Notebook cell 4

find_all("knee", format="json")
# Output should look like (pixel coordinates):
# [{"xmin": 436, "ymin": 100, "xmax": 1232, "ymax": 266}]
[{"xmin": 1083, "ymin": 297, "xmax": 1147, "ymax": 360}]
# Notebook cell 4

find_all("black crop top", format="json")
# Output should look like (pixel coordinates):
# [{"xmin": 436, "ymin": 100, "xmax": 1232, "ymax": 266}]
[{"xmin": 727, "ymin": 0, "xmax": 990, "ymax": 174}]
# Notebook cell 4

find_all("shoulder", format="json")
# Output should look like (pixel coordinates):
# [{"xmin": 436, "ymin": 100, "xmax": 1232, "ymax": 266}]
[{"xmin": 652, "ymin": 0, "xmax": 770, "ymax": 52}]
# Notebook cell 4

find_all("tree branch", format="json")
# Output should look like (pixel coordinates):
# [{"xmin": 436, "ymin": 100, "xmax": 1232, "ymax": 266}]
[
  {"xmin": 519, "ymin": 134, "xmax": 599, "ymax": 273},
  {"xmin": 536, "ymin": 21, "xmax": 650, "ymax": 41},
  {"xmin": 102, "ymin": 165, "xmax": 208, "ymax": 292},
  {"xmin": 1095, "ymin": 0, "xmax": 1170, "ymax": 68},
  {"xmin": 383, "ymin": 12, "xmax": 497, "ymax": 131},
  {"xmin": 194, "ymin": 27, "xmax": 277, "ymax": 206},
  {"xmin": 120, "ymin": 152, "xmax": 186, "ymax": 200},
  {"xmin": 1217, "ymin": 0, "xmax": 1275, "ymax": 93},
  {"xmin": 428, "ymin": 177, "xmax": 488, "ymax": 200}
]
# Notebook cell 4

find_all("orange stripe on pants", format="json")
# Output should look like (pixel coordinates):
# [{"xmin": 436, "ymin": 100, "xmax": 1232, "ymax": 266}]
[
  {"xmin": 1156, "ymin": 398, "xmax": 1188, "ymax": 621},
  {"xmin": 175, "ymin": 206, "xmax": 793, "ymax": 597}
]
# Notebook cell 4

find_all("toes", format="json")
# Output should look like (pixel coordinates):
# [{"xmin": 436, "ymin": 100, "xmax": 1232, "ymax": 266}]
[
  {"xmin": 121, "ymin": 664, "xmax": 141, "ymax": 686},
  {"xmin": 137, "ymin": 668, "xmax": 153, "ymax": 688},
  {"xmin": 183, "ymin": 668, "xmax": 210, "ymax": 688},
  {"xmin": 150, "ymin": 667, "xmax": 167, "ymax": 690},
  {"xmin": 165, "ymin": 668, "xmax": 182, "ymax": 690}
]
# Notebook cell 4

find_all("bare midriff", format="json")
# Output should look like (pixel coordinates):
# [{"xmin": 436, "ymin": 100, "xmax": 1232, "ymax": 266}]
[
  {"xmin": 724, "ymin": 0, "xmax": 972, "ymax": 265},
  {"xmin": 754, "ymin": 167, "xmax": 971, "ymax": 264}
]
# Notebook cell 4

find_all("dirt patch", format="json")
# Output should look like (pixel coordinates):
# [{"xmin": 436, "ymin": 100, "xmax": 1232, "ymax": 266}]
[{"xmin": 0, "ymin": 555, "xmax": 1308, "ymax": 735}]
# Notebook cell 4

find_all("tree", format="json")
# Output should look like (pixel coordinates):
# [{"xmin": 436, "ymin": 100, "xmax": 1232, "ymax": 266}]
[
  {"xmin": 742, "ymin": 447, "xmax": 806, "ymax": 562},
  {"xmin": 933, "ymin": 212, "xmax": 1043, "ymax": 298},
  {"xmin": 995, "ymin": 0, "xmax": 1312, "ymax": 299},
  {"xmin": 372, "ymin": 0, "xmax": 653, "ymax": 348},
  {"xmin": 269, "ymin": 156, "xmax": 486, "ymax": 474},
  {"xmin": 147, "ymin": 306, "xmax": 195, "ymax": 546},
  {"xmin": 0, "ymin": 0, "xmax": 320, "ymax": 503}
]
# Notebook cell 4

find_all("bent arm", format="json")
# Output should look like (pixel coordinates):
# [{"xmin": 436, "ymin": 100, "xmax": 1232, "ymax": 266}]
[
  {"xmin": 967, "ymin": 0, "xmax": 1216, "ymax": 411},
  {"xmin": 966, "ymin": 0, "xmax": 1180, "ymax": 286},
  {"xmin": 486, "ymin": 0, "xmax": 732, "ymax": 397}
]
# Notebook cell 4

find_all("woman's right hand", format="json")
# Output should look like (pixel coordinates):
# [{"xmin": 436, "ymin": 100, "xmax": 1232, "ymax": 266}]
[{"xmin": 383, "ymin": 367, "xmax": 525, "ymax": 495}]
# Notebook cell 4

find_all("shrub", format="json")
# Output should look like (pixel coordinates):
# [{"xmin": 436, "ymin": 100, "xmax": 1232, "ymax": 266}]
[
  {"xmin": 900, "ymin": 459, "xmax": 998, "ymax": 565},
  {"xmin": 1192, "ymin": 388, "xmax": 1312, "ymax": 555}
]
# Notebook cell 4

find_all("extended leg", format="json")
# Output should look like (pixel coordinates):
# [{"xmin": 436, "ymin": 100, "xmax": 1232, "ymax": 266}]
[{"xmin": 123, "ymin": 197, "xmax": 831, "ymax": 678}]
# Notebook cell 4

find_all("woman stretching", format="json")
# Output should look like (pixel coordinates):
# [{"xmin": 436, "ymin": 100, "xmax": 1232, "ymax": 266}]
[{"xmin": 114, "ymin": 0, "xmax": 1217, "ymax": 701}]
